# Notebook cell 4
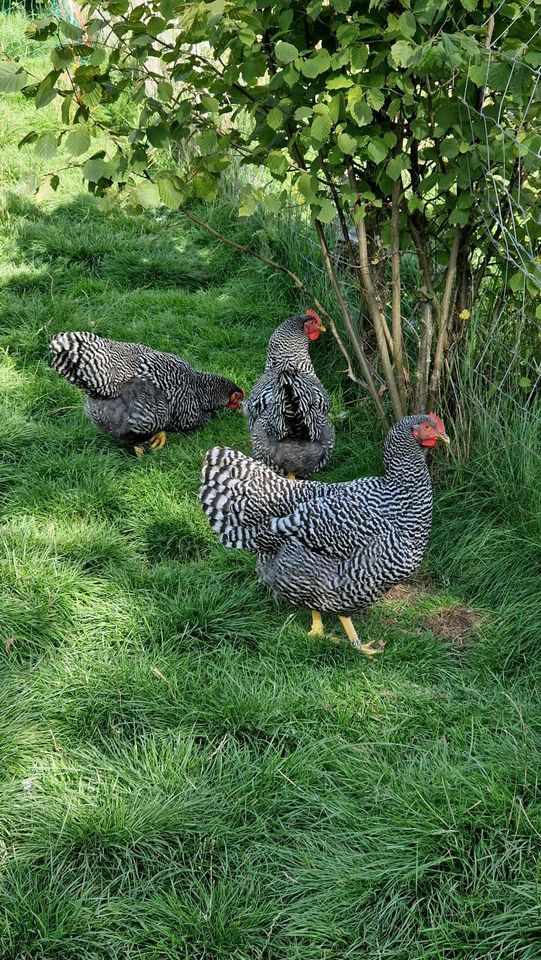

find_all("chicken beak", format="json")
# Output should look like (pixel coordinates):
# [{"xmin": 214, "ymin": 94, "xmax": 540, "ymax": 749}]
[
  {"xmin": 319, "ymin": 324, "xmax": 326, "ymax": 333},
  {"xmin": 439, "ymin": 433, "xmax": 450, "ymax": 444}
]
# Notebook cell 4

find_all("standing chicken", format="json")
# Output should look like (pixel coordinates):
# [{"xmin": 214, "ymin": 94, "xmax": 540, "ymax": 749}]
[
  {"xmin": 199, "ymin": 414, "xmax": 449, "ymax": 655},
  {"xmin": 50, "ymin": 331, "xmax": 243, "ymax": 455},
  {"xmin": 244, "ymin": 310, "xmax": 335, "ymax": 479}
]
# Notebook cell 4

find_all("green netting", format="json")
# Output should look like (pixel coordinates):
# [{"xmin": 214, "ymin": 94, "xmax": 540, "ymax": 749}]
[{"xmin": 0, "ymin": 0, "xmax": 82, "ymax": 26}]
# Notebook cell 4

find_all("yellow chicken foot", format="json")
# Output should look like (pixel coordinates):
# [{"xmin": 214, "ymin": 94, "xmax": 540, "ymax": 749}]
[
  {"xmin": 150, "ymin": 431, "xmax": 167, "ymax": 451},
  {"xmin": 134, "ymin": 445, "xmax": 145, "ymax": 458},
  {"xmin": 287, "ymin": 472, "xmax": 296, "ymax": 480},
  {"xmin": 338, "ymin": 616, "xmax": 383, "ymax": 657},
  {"xmin": 308, "ymin": 610, "xmax": 324, "ymax": 637}
]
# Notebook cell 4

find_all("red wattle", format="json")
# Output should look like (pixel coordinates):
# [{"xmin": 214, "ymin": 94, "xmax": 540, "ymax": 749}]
[{"xmin": 308, "ymin": 330, "xmax": 320, "ymax": 341}]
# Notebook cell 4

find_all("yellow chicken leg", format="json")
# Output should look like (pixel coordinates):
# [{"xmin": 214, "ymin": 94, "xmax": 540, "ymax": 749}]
[
  {"xmin": 308, "ymin": 610, "xmax": 324, "ymax": 637},
  {"xmin": 338, "ymin": 616, "xmax": 383, "ymax": 657},
  {"xmin": 287, "ymin": 472, "xmax": 296, "ymax": 480},
  {"xmin": 150, "ymin": 431, "xmax": 167, "ymax": 451}
]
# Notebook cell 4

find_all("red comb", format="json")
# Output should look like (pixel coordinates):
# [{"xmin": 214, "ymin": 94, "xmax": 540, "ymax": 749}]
[
  {"xmin": 428, "ymin": 412, "xmax": 446, "ymax": 433},
  {"xmin": 305, "ymin": 308, "xmax": 321, "ymax": 323}
]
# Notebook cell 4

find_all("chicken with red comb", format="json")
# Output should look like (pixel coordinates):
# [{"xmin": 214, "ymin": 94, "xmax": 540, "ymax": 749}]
[
  {"xmin": 200, "ymin": 413, "xmax": 449, "ymax": 656},
  {"xmin": 244, "ymin": 311, "xmax": 334, "ymax": 479}
]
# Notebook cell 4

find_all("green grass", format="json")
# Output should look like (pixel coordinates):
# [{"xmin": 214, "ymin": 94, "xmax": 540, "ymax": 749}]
[{"xmin": 1, "ymin": 14, "xmax": 541, "ymax": 959}]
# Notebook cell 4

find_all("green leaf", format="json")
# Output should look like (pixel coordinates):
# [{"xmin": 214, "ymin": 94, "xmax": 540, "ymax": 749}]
[
  {"xmin": 81, "ymin": 82, "xmax": 102, "ymax": 108},
  {"xmin": 297, "ymin": 173, "xmax": 319, "ymax": 204},
  {"xmin": 348, "ymin": 89, "xmax": 372, "ymax": 126},
  {"xmin": 350, "ymin": 44, "xmax": 368, "ymax": 72},
  {"xmin": 386, "ymin": 155, "xmax": 407, "ymax": 180},
  {"xmin": 326, "ymin": 75, "xmax": 353, "ymax": 89},
  {"xmin": 25, "ymin": 16, "xmax": 56, "ymax": 40},
  {"xmin": 193, "ymin": 171, "xmax": 218, "ymax": 201},
  {"xmin": 36, "ymin": 172, "xmax": 60, "ymax": 201},
  {"xmin": 310, "ymin": 113, "xmax": 332, "ymax": 144},
  {"xmin": 509, "ymin": 272, "xmax": 524, "ymax": 293},
  {"xmin": 65, "ymin": 126, "xmax": 91, "ymax": 156},
  {"xmin": 366, "ymin": 88, "xmax": 385, "ymax": 112},
  {"xmin": 239, "ymin": 189, "xmax": 258, "ymax": 217},
  {"xmin": 51, "ymin": 45, "xmax": 74, "ymax": 69},
  {"xmin": 315, "ymin": 197, "xmax": 335, "ymax": 223},
  {"xmin": 468, "ymin": 63, "xmax": 487, "ymax": 87},
  {"xmin": 59, "ymin": 19, "xmax": 83, "ymax": 41},
  {"xmin": 34, "ymin": 131, "xmax": 57, "ymax": 160},
  {"xmin": 0, "ymin": 60, "xmax": 28, "ymax": 94},
  {"xmin": 267, "ymin": 107, "xmax": 283, "ymax": 130},
  {"xmin": 267, "ymin": 151, "xmax": 289, "ymax": 177},
  {"xmin": 263, "ymin": 193, "xmax": 282, "ymax": 215},
  {"xmin": 449, "ymin": 208, "xmax": 469, "ymax": 227},
  {"xmin": 18, "ymin": 130, "xmax": 38, "ymax": 149},
  {"xmin": 35, "ymin": 69, "xmax": 60, "ymax": 109},
  {"xmin": 198, "ymin": 129, "xmax": 218, "ymax": 154},
  {"xmin": 398, "ymin": 11, "xmax": 416, "ymax": 39},
  {"xmin": 134, "ymin": 180, "xmax": 160, "ymax": 208},
  {"xmin": 337, "ymin": 132, "xmax": 357, "ymax": 155},
  {"xmin": 390, "ymin": 40, "xmax": 414, "ymax": 68},
  {"xmin": 367, "ymin": 139, "xmax": 388, "ymax": 164},
  {"xmin": 83, "ymin": 158, "xmax": 112, "ymax": 182},
  {"xmin": 275, "ymin": 41, "xmax": 298, "ymax": 63},
  {"xmin": 200, "ymin": 94, "xmax": 220, "ymax": 113},
  {"xmin": 158, "ymin": 175, "xmax": 187, "ymax": 208},
  {"xmin": 147, "ymin": 122, "xmax": 170, "ymax": 148},
  {"xmin": 518, "ymin": 376, "xmax": 532, "ymax": 390},
  {"xmin": 294, "ymin": 106, "xmax": 313, "ymax": 120},
  {"xmin": 157, "ymin": 80, "xmax": 173, "ymax": 101},
  {"xmin": 301, "ymin": 49, "xmax": 331, "ymax": 78}
]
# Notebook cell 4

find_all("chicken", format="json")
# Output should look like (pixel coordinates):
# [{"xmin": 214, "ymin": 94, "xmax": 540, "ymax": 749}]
[
  {"xmin": 244, "ymin": 310, "xmax": 335, "ymax": 479},
  {"xmin": 199, "ymin": 414, "xmax": 449, "ymax": 655},
  {"xmin": 50, "ymin": 331, "xmax": 243, "ymax": 455}
]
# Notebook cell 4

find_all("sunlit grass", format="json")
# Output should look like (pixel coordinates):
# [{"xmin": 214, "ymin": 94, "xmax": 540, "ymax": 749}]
[{"xmin": 0, "ymin": 13, "xmax": 540, "ymax": 958}]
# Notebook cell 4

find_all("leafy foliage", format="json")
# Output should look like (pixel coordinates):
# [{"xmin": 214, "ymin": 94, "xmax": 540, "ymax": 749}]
[{"xmin": 1, "ymin": 0, "xmax": 540, "ymax": 417}]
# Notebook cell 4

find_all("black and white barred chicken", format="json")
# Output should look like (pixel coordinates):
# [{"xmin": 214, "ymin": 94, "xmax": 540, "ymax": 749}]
[
  {"xmin": 50, "ymin": 331, "xmax": 243, "ymax": 456},
  {"xmin": 199, "ymin": 414, "xmax": 449, "ymax": 655},
  {"xmin": 244, "ymin": 310, "xmax": 335, "ymax": 479}
]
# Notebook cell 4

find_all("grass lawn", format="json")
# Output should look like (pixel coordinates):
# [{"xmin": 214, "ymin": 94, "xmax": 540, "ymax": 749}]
[{"xmin": 1, "ymin": 13, "xmax": 541, "ymax": 959}]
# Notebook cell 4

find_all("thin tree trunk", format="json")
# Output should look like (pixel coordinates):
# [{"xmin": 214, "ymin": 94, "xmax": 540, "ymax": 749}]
[
  {"xmin": 391, "ymin": 179, "xmax": 408, "ymax": 408},
  {"xmin": 429, "ymin": 226, "xmax": 462, "ymax": 398},
  {"xmin": 347, "ymin": 163, "xmax": 404, "ymax": 420},
  {"xmin": 179, "ymin": 206, "xmax": 385, "ymax": 414},
  {"xmin": 415, "ymin": 300, "xmax": 434, "ymax": 412},
  {"xmin": 314, "ymin": 221, "xmax": 389, "ymax": 425}
]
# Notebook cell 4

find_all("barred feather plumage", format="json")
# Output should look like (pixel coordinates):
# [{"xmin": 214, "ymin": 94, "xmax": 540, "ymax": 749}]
[
  {"xmin": 50, "ymin": 331, "xmax": 241, "ymax": 443},
  {"xmin": 244, "ymin": 314, "xmax": 335, "ymax": 478},
  {"xmin": 199, "ymin": 415, "xmax": 445, "ymax": 616}
]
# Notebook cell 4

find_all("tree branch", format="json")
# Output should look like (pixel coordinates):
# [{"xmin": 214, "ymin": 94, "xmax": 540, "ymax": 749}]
[
  {"xmin": 391, "ymin": 179, "xmax": 408, "ymax": 407},
  {"xmin": 313, "ymin": 221, "xmax": 389, "ymax": 425},
  {"xmin": 429, "ymin": 225, "xmax": 462, "ymax": 397},
  {"xmin": 179, "ymin": 206, "xmax": 379, "ymax": 401},
  {"xmin": 347, "ymin": 162, "xmax": 405, "ymax": 420}
]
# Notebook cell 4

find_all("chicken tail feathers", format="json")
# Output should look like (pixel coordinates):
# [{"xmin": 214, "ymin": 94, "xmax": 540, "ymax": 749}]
[
  {"xmin": 49, "ymin": 331, "xmax": 140, "ymax": 398},
  {"xmin": 199, "ymin": 446, "xmax": 306, "ymax": 552}
]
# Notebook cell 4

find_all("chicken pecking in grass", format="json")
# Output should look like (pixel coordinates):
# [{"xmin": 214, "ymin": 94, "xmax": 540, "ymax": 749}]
[
  {"xmin": 244, "ymin": 310, "xmax": 335, "ymax": 479},
  {"xmin": 50, "ymin": 331, "xmax": 243, "ymax": 456},
  {"xmin": 199, "ymin": 413, "xmax": 449, "ymax": 655}
]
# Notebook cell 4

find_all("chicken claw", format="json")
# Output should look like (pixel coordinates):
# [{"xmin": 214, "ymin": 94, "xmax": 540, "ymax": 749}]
[
  {"xmin": 134, "ymin": 445, "xmax": 145, "ymax": 458},
  {"xmin": 308, "ymin": 610, "xmax": 324, "ymax": 637},
  {"xmin": 287, "ymin": 472, "xmax": 296, "ymax": 480},
  {"xmin": 150, "ymin": 431, "xmax": 167, "ymax": 451},
  {"xmin": 338, "ymin": 616, "xmax": 384, "ymax": 656}
]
